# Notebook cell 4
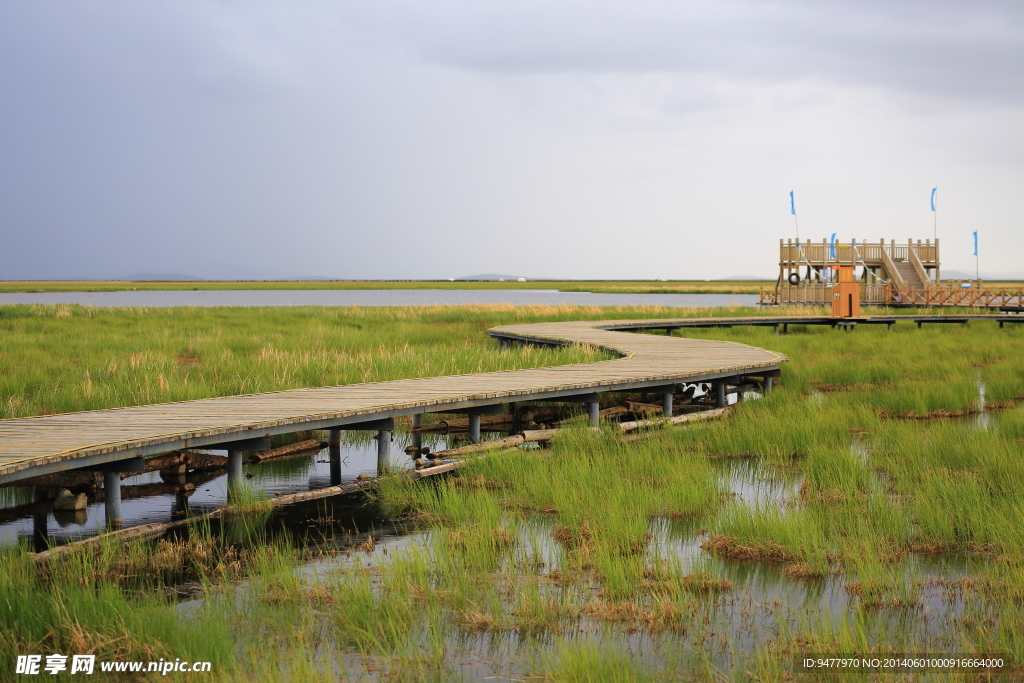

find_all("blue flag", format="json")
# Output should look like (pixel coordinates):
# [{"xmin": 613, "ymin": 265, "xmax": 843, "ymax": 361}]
[
  {"xmin": 829, "ymin": 233, "xmax": 837, "ymax": 258},
  {"xmin": 930, "ymin": 187, "xmax": 937, "ymax": 212},
  {"xmin": 789, "ymin": 191, "xmax": 796, "ymax": 216},
  {"xmin": 973, "ymin": 231, "xmax": 978, "ymax": 256}
]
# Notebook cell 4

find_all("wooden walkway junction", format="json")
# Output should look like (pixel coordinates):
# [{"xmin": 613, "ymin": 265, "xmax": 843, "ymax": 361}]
[{"xmin": 2, "ymin": 313, "xmax": 1022, "ymax": 532}]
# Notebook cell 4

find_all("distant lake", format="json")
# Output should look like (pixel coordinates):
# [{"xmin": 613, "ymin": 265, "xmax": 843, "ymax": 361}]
[{"xmin": 0, "ymin": 289, "xmax": 759, "ymax": 308}]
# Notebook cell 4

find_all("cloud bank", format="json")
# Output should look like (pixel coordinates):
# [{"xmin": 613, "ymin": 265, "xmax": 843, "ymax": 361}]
[{"xmin": 1, "ymin": 1, "xmax": 1021, "ymax": 279}]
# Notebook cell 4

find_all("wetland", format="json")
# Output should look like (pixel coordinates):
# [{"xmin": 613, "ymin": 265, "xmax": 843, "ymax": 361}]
[{"xmin": 2, "ymin": 303, "xmax": 1022, "ymax": 680}]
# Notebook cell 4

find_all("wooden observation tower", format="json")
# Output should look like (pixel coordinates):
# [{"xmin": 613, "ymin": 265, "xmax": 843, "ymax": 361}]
[{"xmin": 765, "ymin": 238, "xmax": 940, "ymax": 307}]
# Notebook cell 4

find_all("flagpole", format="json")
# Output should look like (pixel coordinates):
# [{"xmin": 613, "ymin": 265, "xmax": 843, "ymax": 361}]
[
  {"xmin": 930, "ymin": 187, "xmax": 937, "ymax": 241},
  {"xmin": 973, "ymin": 231, "xmax": 979, "ymax": 282},
  {"xmin": 790, "ymin": 190, "xmax": 799, "ymax": 243}
]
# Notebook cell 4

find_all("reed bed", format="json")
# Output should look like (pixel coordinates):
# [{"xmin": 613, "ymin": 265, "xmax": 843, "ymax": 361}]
[{"xmin": 2, "ymin": 304, "xmax": 1023, "ymax": 680}]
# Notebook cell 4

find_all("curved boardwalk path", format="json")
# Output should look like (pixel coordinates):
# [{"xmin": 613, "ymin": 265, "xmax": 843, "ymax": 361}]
[
  {"xmin": 0, "ymin": 318, "xmax": 787, "ymax": 486},
  {"xmin": 3, "ymin": 311, "xmax": 1018, "ymax": 488}
]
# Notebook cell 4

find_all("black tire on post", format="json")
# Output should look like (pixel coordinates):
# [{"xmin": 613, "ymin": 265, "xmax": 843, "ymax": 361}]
[{"xmin": 787, "ymin": 273, "xmax": 800, "ymax": 285}]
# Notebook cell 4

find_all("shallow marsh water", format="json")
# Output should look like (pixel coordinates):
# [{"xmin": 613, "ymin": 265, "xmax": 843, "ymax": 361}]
[
  {"xmin": 0, "ymin": 289, "xmax": 758, "ymax": 308},
  {"xmin": 0, "ymin": 429, "xmax": 461, "ymax": 549},
  {"xmin": 187, "ymin": 458, "xmax": 983, "ymax": 681},
  {"xmin": 2, "ymin": 397, "xmax": 1003, "ymax": 680}
]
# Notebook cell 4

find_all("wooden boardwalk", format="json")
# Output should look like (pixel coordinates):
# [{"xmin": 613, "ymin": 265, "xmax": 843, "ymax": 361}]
[
  {"xmin": 4, "ymin": 311, "xmax": 1019, "ymax": 487},
  {"xmin": 0, "ymin": 318, "xmax": 787, "ymax": 485}
]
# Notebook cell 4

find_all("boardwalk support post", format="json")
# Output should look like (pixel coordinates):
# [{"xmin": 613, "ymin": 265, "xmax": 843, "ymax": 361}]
[
  {"xmin": 33, "ymin": 488, "xmax": 48, "ymax": 552},
  {"xmin": 541, "ymin": 393, "xmax": 602, "ymax": 427},
  {"xmin": 764, "ymin": 376, "xmax": 773, "ymax": 394},
  {"xmin": 199, "ymin": 436, "xmax": 270, "ymax": 496},
  {"xmin": 78, "ymin": 457, "xmax": 144, "ymax": 529},
  {"xmin": 227, "ymin": 450, "xmax": 243, "ymax": 490},
  {"xmin": 173, "ymin": 490, "xmax": 189, "ymax": 519},
  {"xmin": 377, "ymin": 430, "xmax": 391, "ymax": 474},
  {"xmin": 103, "ymin": 471, "xmax": 123, "ymax": 529},
  {"xmin": 715, "ymin": 382, "xmax": 727, "ymax": 408},
  {"xmin": 328, "ymin": 428, "xmax": 342, "ymax": 485},
  {"xmin": 322, "ymin": 418, "xmax": 394, "ymax": 477},
  {"xmin": 411, "ymin": 414, "xmax": 422, "ymax": 452},
  {"xmin": 428, "ymin": 406, "xmax": 500, "ymax": 445},
  {"xmin": 662, "ymin": 391, "xmax": 673, "ymax": 417}
]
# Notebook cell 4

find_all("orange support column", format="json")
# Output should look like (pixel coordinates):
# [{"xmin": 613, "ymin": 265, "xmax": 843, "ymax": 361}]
[{"xmin": 832, "ymin": 266, "xmax": 861, "ymax": 317}]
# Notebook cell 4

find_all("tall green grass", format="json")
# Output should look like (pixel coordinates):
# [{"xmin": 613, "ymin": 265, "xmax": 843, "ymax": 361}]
[{"xmin": 0, "ymin": 304, "xmax": 624, "ymax": 417}]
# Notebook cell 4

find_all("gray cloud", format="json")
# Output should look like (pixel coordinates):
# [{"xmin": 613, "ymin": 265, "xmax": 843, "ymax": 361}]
[
  {"xmin": 336, "ymin": 0, "xmax": 1024, "ymax": 103},
  {"xmin": 0, "ymin": 1, "xmax": 1022, "ymax": 280}
]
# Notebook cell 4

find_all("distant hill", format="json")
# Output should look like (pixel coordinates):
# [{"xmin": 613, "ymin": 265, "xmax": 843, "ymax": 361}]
[
  {"xmin": 454, "ymin": 274, "xmax": 531, "ymax": 281},
  {"xmin": 941, "ymin": 270, "xmax": 1024, "ymax": 281},
  {"xmin": 118, "ymin": 273, "xmax": 204, "ymax": 281}
]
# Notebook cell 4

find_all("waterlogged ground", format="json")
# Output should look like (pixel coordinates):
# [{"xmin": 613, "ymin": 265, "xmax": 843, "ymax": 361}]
[
  {"xmin": 11, "ymin": 405, "xmax": 991, "ymax": 680},
  {"xmin": 222, "ymin": 430, "xmax": 987, "ymax": 681},
  {"xmin": 4, "ymin": 311, "xmax": 1024, "ymax": 681},
  {"xmin": 119, "ymin": 421, "xmax": 996, "ymax": 682}
]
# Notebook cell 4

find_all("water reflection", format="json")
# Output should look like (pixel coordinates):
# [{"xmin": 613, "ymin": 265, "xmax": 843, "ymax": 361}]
[
  {"xmin": 975, "ymin": 375, "xmax": 992, "ymax": 431},
  {"xmin": 0, "ymin": 428, "xmax": 460, "ymax": 550},
  {"xmin": 0, "ymin": 289, "xmax": 759, "ymax": 308},
  {"xmin": 721, "ymin": 459, "xmax": 803, "ymax": 509}
]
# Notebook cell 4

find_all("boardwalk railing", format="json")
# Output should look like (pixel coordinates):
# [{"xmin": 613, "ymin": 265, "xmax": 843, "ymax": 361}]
[
  {"xmin": 760, "ymin": 284, "xmax": 1024, "ymax": 309},
  {"xmin": 908, "ymin": 248, "xmax": 930, "ymax": 286},
  {"xmin": 880, "ymin": 248, "xmax": 907, "ymax": 290},
  {"xmin": 779, "ymin": 239, "xmax": 939, "ymax": 268},
  {"xmin": 760, "ymin": 284, "xmax": 890, "ymax": 306},
  {"xmin": 896, "ymin": 286, "xmax": 1024, "ymax": 309}
]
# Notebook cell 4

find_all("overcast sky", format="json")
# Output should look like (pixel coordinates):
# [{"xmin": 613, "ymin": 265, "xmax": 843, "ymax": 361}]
[{"xmin": 1, "ymin": 1, "xmax": 1022, "ymax": 280}]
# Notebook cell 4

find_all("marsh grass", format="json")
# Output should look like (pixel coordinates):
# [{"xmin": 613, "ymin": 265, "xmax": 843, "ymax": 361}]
[
  {"xmin": 0, "ymin": 303, "xmax": 624, "ymax": 418},
  {"xmin": 1, "ymin": 540, "xmax": 233, "ymax": 673},
  {"xmin": 541, "ymin": 641, "xmax": 658, "ymax": 682},
  {"xmin": 6, "ymin": 305, "xmax": 1024, "ymax": 679}
]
